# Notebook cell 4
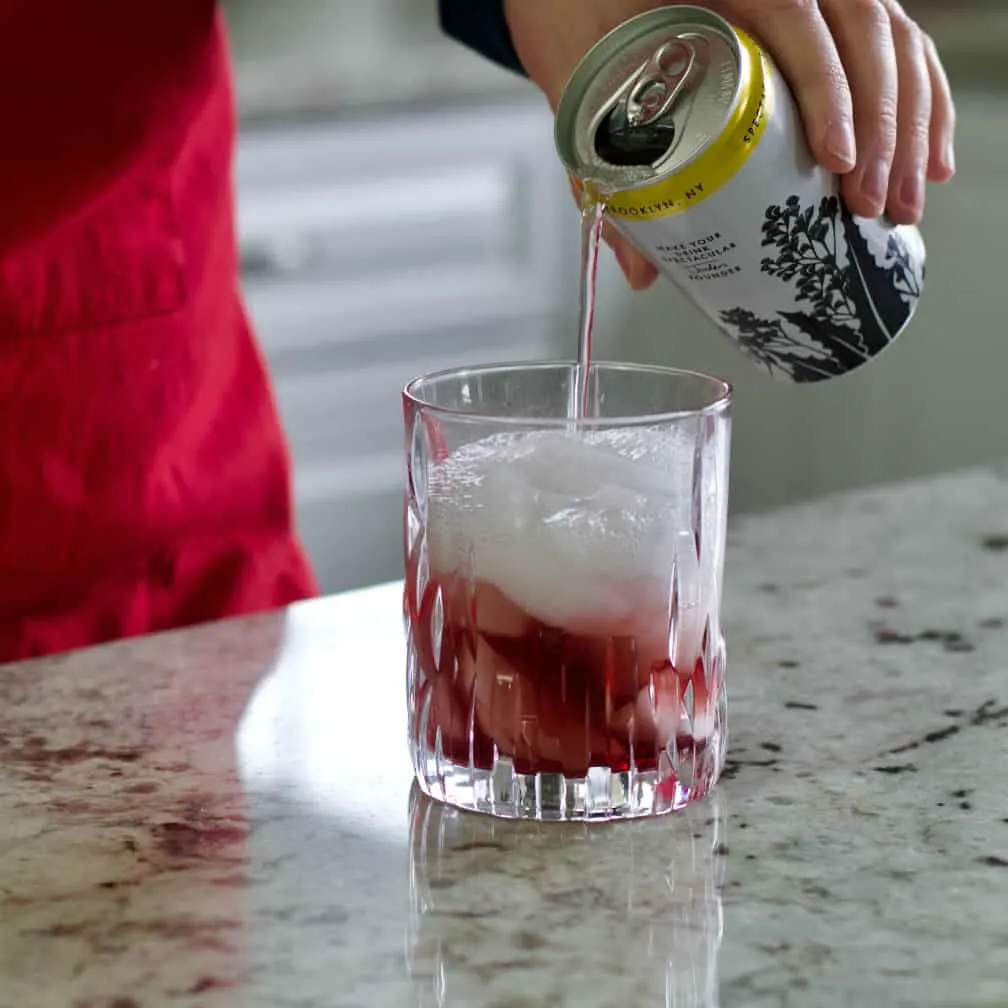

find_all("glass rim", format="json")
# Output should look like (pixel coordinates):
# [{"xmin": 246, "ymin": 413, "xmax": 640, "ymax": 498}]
[{"xmin": 402, "ymin": 360, "xmax": 733, "ymax": 428}]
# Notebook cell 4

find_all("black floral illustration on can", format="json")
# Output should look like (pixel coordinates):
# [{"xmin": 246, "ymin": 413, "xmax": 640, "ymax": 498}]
[{"xmin": 719, "ymin": 194, "xmax": 925, "ymax": 382}]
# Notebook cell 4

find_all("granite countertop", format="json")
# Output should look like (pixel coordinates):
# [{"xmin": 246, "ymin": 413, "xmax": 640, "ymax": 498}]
[{"xmin": 2, "ymin": 465, "xmax": 1008, "ymax": 1007}]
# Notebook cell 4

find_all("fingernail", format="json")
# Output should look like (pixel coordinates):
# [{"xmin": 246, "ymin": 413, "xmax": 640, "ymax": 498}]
[
  {"xmin": 861, "ymin": 158, "xmax": 890, "ymax": 211},
  {"xmin": 898, "ymin": 170, "xmax": 924, "ymax": 214},
  {"xmin": 944, "ymin": 142, "xmax": 956, "ymax": 176},
  {"xmin": 825, "ymin": 118, "xmax": 856, "ymax": 169}
]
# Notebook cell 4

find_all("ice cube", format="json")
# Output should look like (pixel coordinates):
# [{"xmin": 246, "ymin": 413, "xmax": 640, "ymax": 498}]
[{"xmin": 427, "ymin": 427, "xmax": 695, "ymax": 635}]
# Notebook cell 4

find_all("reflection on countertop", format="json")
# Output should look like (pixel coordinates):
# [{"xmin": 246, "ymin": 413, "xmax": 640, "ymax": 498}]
[{"xmin": 222, "ymin": 0, "xmax": 1008, "ymax": 124}]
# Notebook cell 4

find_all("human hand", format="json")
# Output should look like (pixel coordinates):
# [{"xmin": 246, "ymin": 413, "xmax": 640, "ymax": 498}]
[{"xmin": 503, "ymin": 0, "xmax": 956, "ymax": 291}]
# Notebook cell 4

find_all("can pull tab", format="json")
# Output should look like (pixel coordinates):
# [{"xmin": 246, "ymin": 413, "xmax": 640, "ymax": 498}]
[{"xmin": 624, "ymin": 39, "xmax": 697, "ymax": 129}]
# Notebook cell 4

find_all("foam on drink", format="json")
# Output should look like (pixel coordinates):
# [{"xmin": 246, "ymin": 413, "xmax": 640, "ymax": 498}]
[{"xmin": 427, "ymin": 426, "xmax": 695, "ymax": 635}]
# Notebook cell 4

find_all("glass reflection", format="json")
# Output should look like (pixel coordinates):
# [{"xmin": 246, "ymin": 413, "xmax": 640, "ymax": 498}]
[{"xmin": 407, "ymin": 785, "xmax": 726, "ymax": 1007}]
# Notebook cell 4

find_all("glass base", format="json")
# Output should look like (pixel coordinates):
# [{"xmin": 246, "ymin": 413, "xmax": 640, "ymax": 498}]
[{"xmin": 411, "ymin": 686, "xmax": 727, "ymax": 822}]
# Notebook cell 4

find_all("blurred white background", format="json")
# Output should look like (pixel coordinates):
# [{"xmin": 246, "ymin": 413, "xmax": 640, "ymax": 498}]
[{"xmin": 223, "ymin": 0, "xmax": 1008, "ymax": 593}]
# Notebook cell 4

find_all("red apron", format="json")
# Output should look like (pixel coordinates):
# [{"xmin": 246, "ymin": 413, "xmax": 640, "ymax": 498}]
[{"xmin": 0, "ymin": 2, "xmax": 318, "ymax": 662}]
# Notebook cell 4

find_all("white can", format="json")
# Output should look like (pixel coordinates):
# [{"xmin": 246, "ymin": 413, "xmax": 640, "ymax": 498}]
[{"xmin": 554, "ymin": 6, "xmax": 926, "ymax": 383}]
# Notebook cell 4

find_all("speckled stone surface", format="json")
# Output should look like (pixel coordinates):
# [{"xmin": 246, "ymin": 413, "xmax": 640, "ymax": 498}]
[{"xmin": 2, "ymin": 465, "xmax": 1008, "ymax": 1007}]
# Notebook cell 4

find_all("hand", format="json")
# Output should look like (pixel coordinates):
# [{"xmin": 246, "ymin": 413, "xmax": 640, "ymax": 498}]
[{"xmin": 503, "ymin": 0, "xmax": 956, "ymax": 291}]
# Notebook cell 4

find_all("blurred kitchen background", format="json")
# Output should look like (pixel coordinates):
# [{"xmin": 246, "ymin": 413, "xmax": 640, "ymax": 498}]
[{"xmin": 222, "ymin": 0, "xmax": 1008, "ymax": 594}]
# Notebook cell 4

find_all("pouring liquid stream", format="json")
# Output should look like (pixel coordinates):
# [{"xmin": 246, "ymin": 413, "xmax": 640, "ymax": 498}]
[{"xmin": 569, "ymin": 191, "xmax": 608, "ymax": 421}]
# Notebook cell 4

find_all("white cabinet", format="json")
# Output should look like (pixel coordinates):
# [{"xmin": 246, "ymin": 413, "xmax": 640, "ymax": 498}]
[{"xmin": 235, "ymin": 100, "xmax": 579, "ymax": 592}]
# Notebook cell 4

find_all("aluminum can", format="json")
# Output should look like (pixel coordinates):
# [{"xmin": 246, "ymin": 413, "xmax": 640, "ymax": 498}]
[{"xmin": 554, "ymin": 6, "xmax": 926, "ymax": 383}]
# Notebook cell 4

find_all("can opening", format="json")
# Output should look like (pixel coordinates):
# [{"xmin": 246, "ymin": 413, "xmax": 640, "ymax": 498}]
[{"xmin": 593, "ymin": 106, "xmax": 676, "ymax": 167}]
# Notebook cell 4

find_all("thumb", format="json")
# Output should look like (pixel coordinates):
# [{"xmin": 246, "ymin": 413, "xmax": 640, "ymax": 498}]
[{"xmin": 605, "ymin": 224, "xmax": 660, "ymax": 291}]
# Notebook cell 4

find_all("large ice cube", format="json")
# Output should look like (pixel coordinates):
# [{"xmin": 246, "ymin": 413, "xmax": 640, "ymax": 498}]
[{"xmin": 426, "ymin": 427, "xmax": 695, "ymax": 635}]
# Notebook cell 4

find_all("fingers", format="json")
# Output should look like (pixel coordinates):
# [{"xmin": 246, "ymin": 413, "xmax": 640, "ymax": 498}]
[
  {"xmin": 819, "ymin": 0, "xmax": 898, "ymax": 218},
  {"xmin": 923, "ymin": 31, "xmax": 956, "ymax": 182},
  {"xmin": 743, "ymin": 0, "xmax": 856, "ymax": 174},
  {"xmin": 882, "ymin": 0, "xmax": 932, "ymax": 223},
  {"xmin": 746, "ymin": 0, "xmax": 956, "ymax": 223},
  {"xmin": 606, "ymin": 224, "xmax": 659, "ymax": 291}
]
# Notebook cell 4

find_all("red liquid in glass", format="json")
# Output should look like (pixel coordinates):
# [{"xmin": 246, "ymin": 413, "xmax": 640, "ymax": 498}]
[{"xmin": 408, "ymin": 574, "xmax": 710, "ymax": 780}]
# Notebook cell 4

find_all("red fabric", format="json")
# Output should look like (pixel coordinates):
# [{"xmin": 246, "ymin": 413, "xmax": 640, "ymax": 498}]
[{"xmin": 0, "ymin": 2, "xmax": 318, "ymax": 663}]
